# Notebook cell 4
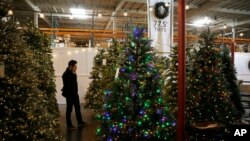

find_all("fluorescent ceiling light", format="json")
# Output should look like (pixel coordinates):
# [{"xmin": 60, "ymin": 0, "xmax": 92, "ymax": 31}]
[
  {"xmin": 70, "ymin": 8, "xmax": 86, "ymax": 15},
  {"xmin": 72, "ymin": 14, "xmax": 90, "ymax": 19},
  {"xmin": 70, "ymin": 8, "xmax": 90, "ymax": 19},
  {"xmin": 193, "ymin": 18, "xmax": 212, "ymax": 26}
]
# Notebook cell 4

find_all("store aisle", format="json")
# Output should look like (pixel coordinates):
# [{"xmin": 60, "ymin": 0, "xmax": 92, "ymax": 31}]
[{"xmin": 58, "ymin": 104, "xmax": 100, "ymax": 141}]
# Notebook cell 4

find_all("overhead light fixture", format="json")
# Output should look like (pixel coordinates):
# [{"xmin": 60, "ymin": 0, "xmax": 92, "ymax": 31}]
[
  {"xmin": 70, "ymin": 8, "xmax": 90, "ymax": 19},
  {"xmin": 193, "ymin": 16, "xmax": 212, "ymax": 26},
  {"xmin": 39, "ymin": 13, "xmax": 44, "ymax": 18},
  {"xmin": 69, "ymin": 15, "xmax": 74, "ymax": 19},
  {"xmin": 223, "ymin": 24, "xmax": 227, "ymax": 29},
  {"xmin": 124, "ymin": 10, "xmax": 128, "ymax": 17},
  {"xmin": 70, "ymin": 8, "xmax": 86, "ymax": 15},
  {"xmin": 149, "ymin": 7, "xmax": 153, "ymax": 11},
  {"xmin": 240, "ymin": 33, "xmax": 244, "ymax": 36},
  {"xmin": 7, "ymin": 10, "xmax": 13, "ymax": 15},
  {"xmin": 98, "ymin": 13, "xmax": 102, "ymax": 17},
  {"xmin": 185, "ymin": 5, "xmax": 190, "ymax": 10}
]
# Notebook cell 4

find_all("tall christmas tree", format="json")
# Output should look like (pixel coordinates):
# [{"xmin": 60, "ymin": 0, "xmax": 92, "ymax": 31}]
[
  {"xmin": 220, "ymin": 44, "xmax": 244, "ymax": 117},
  {"xmin": 84, "ymin": 48, "xmax": 107, "ymax": 111},
  {"xmin": 163, "ymin": 46, "xmax": 178, "ymax": 120},
  {"xmin": 22, "ymin": 21, "xmax": 60, "ymax": 132},
  {"xmin": 84, "ymin": 40, "xmax": 122, "ymax": 111},
  {"xmin": 186, "ymin": 29, "xmax": 238, "ymax": 126},
  {"xmin": 0, "ymin": 21, "xmax": 59, "ymax": 141},
  {"xmin": 0, "ymin": 1, "xmax": 60, "ymax": 139},
  {"xmin": 96, "ymin": 27, "xmax": 175, "ymax": 140}
]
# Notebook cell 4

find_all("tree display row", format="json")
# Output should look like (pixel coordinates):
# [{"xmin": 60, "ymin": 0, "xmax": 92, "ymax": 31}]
[
  {"xmin": 84, "ymin": 27, "xmax": 243, "ymax": 140},
  {"xmin": 0, "ymin": 1, "xmax": 60, "ymax": 140}
]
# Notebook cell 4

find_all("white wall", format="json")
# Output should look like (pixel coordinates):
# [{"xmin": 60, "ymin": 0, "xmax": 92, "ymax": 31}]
[
  {"xmin": 234, "ymin": 52, "xmax": 250, "ymax": 83},
  {"xmin": 52, "ymin": 49, "xmax": 250, "ymax": 104},
  {"xmin": 52, "ymin": 48, "xmax": 98, "ymax": 104}
]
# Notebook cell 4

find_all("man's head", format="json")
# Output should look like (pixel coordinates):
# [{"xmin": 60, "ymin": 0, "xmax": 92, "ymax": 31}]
[{"xmin": 68, "ymin": 60, "xmax": 77, "ymax": 73}]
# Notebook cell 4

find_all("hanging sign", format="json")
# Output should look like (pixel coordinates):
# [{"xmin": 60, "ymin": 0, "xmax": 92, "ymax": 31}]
[
  {"xmin": 0, "ymin": 62, "xmax": 5, "ymax": 78},
  {"xmin": 148, "ymin": 0, "xmax": 173, "ymax": 53}
]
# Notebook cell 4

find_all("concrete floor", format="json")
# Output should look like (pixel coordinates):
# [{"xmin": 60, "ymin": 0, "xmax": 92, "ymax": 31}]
[{"xmin": 58, "ymin": 104, "xmax": 100, "ymax": 141}]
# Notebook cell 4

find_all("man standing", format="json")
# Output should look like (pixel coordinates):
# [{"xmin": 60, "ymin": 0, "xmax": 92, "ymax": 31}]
[{"xmin": 62, "ymin": 60, "xmax": 86, "ymax": 129}]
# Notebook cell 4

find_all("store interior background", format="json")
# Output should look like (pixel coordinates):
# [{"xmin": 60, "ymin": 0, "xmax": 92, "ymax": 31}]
[{"xmin": 10, "ymin": 0, "xmax": 250, "ymax": 113}]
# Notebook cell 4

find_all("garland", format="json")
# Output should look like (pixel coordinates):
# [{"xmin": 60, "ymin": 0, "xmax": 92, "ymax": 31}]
[{"xmin": 154, "ymin": 2, "xmax": 169, "ymax": 19}]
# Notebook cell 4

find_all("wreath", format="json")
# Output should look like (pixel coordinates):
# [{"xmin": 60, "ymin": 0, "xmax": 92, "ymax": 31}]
[{"xmin": 154, "ymin": 2, "xmax": 169, "ymax": 19}]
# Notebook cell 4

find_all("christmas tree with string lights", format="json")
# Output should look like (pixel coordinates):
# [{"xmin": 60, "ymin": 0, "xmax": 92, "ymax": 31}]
[
  {"xmin": 84, "ymin": 40, "xmax": 122, "ymax": 111},
  {"xmin": 96, "ymin": 27, "xmax": 175, "ymax": 141},
  {"xmin": 186, "ymin": 29, "xmax": 238, "ymax": 127},
  {"xmin": 22, "ymin": 21, "xmax": 60, "ymax": 134},
  {"xmin": 84, "ymin": 48, "xmax": 107, "ymax": 111},
  {"xmin": 220, "ymin": 44, "xmax": 244, "ymax": 117},
  {"xmin": 0, "ymin": 3, "xmax": 60, "ymax": 140},
  {"xmin": 163, "ymin": 46, "xmax": 178, "ymax": 120}
]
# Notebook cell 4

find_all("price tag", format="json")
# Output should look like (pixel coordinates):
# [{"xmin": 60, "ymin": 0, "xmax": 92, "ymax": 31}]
[
  {"xmin": 115, "ymin": 67, "xmax": 120, "ymax": 78},
  {"xmin": 102, "ymin": 59, "xmax": 106, "ymax": 66}
]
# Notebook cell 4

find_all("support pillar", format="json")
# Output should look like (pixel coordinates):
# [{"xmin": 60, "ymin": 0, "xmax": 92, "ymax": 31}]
[{"xmin": 177, "ymin": 0, "xmax": 186, "ymax": 141}]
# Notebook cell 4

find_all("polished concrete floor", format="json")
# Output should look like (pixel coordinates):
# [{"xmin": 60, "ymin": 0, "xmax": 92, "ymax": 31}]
[{"xmin": 58, "ymin": 104, "xmax": 100, "ymax": 141}]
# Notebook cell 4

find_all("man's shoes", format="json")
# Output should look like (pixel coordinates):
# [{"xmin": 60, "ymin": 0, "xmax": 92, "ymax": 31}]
[
  {"xmin": 67, "ymin": 125, "xmax": 77, "ymax": 130},
  {"xmin": 78, "ymin": 121, "xmax": 88, "ymax": 126}
]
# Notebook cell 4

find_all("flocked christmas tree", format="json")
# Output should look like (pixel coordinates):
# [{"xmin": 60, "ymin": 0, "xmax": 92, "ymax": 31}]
[
  {"xmin": 186, "ymin": 29, "xmax": 238, "ymax": 127},
  {"xmin": 220, "ymin": 44, "xmax": 244, "ymax": 117},
  {"xmin": 96, "ymin": 27, "xmax": 175, "ymax": 140},
  {"xmin": 84, "ymin": 40, "xmax": 122, "ymax": 111},
  {"xmin": 0, "ymin": 1, "xmax": 60, "ymax": 140},
  {"xmin": 22, "ymin": 21, "xmax": 60, "ymax": 133}
]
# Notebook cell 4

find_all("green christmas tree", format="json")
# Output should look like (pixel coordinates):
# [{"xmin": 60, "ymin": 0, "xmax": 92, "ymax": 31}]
[
  {"xmin": 186, "ymin": 29, "xmax": 238, "ymax": 127},
  {"xmin": 84, "ymin": 40, "xmax": 122, "ymax": 111},
  {"xmin": 0, "ymin": 19, "xmax": 59, "ymax": 141},
  {"xmin": 220, "ymin": 44, "xmax": 244, "ymax": 117},
  {"xmin": 96, "ymin": 27, "xmax": 175, "ymax": 140},
  {"xmin": 22, "ymin": 21, "xmax": 60, "ymax": 133},
  {"xmin": 163, "ymin": 46, "xmax": 178, "ymax": 120},
  {"xmin": 84, "ymin": 48, "xmax": 107, "ymax": 111}
]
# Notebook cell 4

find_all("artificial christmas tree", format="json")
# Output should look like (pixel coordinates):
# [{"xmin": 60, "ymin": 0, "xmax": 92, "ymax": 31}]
[
  {"xmin": 163, "ymin": 46, "xmax": 178, "ymax": 120},
  {"xmin": 220, "ymin": 44, "xmax": 245, "ymax": 117},
  {"xmin": 0, "ymin": 1, "xmax": 60, "ymax": 139},
  {"xmin": 22, "ymin": 21, "xmax": 60, "ymax": 133},
  {"xmin": 84, "ymin": 40, "xmax": 122, "ymax": 111},
  {"xmin": 186, "ymin": 29, "xmax": 238, "ymax": 127},
  {"xmin": 96, "ymin": 27, "xmax": 175, "ymax": 140},
  {"xmin": 84, "ymin": 48, "xmax": 107, "ymax": 111},
  {"xmin": 0, "ymin": 20, "xmax": 60, "ymax": 140}
]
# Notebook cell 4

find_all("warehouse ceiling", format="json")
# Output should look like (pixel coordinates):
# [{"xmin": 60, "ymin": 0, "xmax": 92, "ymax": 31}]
[{"xmin": 12, "ymin": 0, "xmax": 250, "ymax": 46}]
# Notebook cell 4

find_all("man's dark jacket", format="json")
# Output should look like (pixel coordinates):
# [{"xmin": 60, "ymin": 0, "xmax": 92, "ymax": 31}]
[{"xmin": 62, "ymin": 68, "xmax": 78, "ymax": 97}]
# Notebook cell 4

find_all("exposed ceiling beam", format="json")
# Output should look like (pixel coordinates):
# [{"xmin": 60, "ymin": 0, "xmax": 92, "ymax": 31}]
[
  {"xmin": 125, "ymin": 0, "xmax": 146, "ymax": 3},
  {"xmin": 186, "ymin": 0, "xmax": 229, "ymax": 21},
  {"xmin": 23, "ymin": 0, "xmax": 51, "ymax": 27},
  {"xmin": 227, "ymin": 19, "xmax": 250, "ymax": 27},
  {"xmin": 15, "ymin": 10, "xmax": 147, "ymax": 23},
  {"xmin": 104, "ymin": 0, "xmax": 126, "ymax": 30},
  {"xmin": 211, "ymin": 7, "xmax": 250, "ymax": 15}
]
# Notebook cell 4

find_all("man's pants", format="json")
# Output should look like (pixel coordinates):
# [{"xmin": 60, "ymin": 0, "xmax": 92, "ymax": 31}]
[{"xmin": 66, "ymin": 95, "xmax": 83, "ymax": 127}]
